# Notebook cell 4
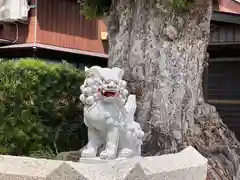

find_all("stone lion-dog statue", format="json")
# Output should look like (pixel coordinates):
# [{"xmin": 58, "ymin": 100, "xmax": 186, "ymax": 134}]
[{"xmin": 79, "ymin": 66, "xmax": 144, "ymax": 160}]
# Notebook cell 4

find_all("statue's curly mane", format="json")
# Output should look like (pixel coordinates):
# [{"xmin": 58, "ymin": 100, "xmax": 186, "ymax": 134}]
[{"xmin": 80, "ymin": 67, "xmax": 128, "ymax": 107}]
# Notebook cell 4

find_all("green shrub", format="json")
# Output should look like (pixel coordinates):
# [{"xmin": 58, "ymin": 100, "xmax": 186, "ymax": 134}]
[{"xmin": 0, "ymin": 58, "xmax": 86, "ymax": 158}]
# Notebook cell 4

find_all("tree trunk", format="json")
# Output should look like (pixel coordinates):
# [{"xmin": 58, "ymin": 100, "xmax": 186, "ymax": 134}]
[{"xmin": 106, "ymin": 0, "xmax": 240, "ymax": 179}]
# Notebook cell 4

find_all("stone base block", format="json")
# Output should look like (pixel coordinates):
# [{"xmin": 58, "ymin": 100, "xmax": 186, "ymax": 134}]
[{"xmin": 0, "ymin": 146, "xmax": 207, "ymax": 180}]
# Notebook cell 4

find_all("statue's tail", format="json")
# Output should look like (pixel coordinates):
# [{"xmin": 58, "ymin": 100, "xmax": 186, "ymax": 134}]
[{"xmin": 124, "ymin": 95, "xmax": 137, "ymax": 123}]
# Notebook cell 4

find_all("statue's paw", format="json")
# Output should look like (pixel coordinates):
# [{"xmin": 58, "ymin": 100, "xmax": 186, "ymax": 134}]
[
  {"xmin": 118, "ymin": 148, "xmax": 134, "ymax": 158},
  {"xmin": 100, "ymin": 150, "xmax": 116, "ymax": 160},
  {"xmin": 81, "ymin": 148, "xmax": 97, "ymax": 158}
]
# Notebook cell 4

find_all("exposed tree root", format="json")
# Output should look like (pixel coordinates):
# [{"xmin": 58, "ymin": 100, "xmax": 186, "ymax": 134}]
[
  {"xmin": 142, "ymin": 103, "xmax": 240, "ymax": 180},
  {"xmin": 190, "ymin": 103, "xmax": 240, "ymax": 180}
]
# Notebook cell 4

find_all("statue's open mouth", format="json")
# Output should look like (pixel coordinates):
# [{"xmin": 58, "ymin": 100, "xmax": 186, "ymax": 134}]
[
  {"xmin": 101, "ymin": 90, "xmax": 117, "ymax": 97},
  {"xmin": 100, "ymin": 88, "xmax": 118, "ymax": 97}
]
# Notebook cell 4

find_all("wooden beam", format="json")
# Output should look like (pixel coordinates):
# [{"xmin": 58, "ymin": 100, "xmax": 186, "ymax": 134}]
[
  {"xmin": 212, "ymin": 11, "xmax": 240, "ymax": 24},
  {"xmin": 209, "ymin": 57, "xmax": 240, "ymax": 62},
  {"xmin": 208, "ymin": 99, "xmax": 240, "ymax": 105},
  {"xmin": 211, "ymin": 11, "xmax": 240, "ymax": 25}
]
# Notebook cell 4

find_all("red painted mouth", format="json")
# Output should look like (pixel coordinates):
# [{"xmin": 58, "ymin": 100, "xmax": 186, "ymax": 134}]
[
  {"xmin": 98, "ymin": 88, "xmax": 118, "ymax": 97},
  {"xmin": 101, "ymin": 91, "xmax": 116, "ymax": 97}
]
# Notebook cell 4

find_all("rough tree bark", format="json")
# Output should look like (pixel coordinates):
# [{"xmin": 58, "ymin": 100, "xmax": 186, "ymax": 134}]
[{"xmin": 105, "ymin": 0, "xmax": 240, "ymax": 179}]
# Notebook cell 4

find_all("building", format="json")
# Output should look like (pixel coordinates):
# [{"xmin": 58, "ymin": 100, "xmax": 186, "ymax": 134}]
[
  {"xmin": 206, "ymin": 1, "xmax": 240, "ymax": 138},
  {"xmin": 0, "ymin": 0, "xmax": 108, "ymax": 67},
  {"xmin": 218, "ymin": 0, "xmax": 240, "ymax": 13}
]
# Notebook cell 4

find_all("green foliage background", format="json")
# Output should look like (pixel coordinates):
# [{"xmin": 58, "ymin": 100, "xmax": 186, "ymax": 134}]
[
  {"xmin": 78, "ymin": 0, "xmax": 196, "ymax": 19},
  {"xmin": 79, "ymin": 0, "xmax": 111, "ymax": 19},
  {"xmin": 0, "ymin": 58, "xmax": 86, "ymax": 158}
]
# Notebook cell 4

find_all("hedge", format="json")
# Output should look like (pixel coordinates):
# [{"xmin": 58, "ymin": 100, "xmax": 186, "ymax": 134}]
[{"xmin": 0, "ymin": 58, "xmax": 86, "ymax": 158}]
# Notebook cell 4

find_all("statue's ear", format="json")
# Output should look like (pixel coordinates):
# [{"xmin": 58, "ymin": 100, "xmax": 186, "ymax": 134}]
[
  {"xmin": 85, "ymin": 66, "xmax": 89, "ymax": 72},
  {"xmin": 85, "ymin": 66, "xmax": 101, "ymax": 78},
  {"xmin": 119, "ymin": 69, "xmax": 124, "ymax": 79},
  {"xmin": 112, "ymin": 67, "xmax": 124, "ymax": 79}
]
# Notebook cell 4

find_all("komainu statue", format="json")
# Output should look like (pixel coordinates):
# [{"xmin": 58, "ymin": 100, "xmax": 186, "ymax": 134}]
[{"xmin": 79, "ymin": 66, "xmax": 144, "ymax": 160}]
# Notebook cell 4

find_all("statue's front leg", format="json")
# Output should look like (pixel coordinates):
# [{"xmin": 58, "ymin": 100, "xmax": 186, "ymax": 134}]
[
  {"xmin": 100, "ymin": 121, "xmax": 119, "ymax": 160},
  {"xmin": 81, "ymin": 128, "xmax": 102, "ymax": 158}
]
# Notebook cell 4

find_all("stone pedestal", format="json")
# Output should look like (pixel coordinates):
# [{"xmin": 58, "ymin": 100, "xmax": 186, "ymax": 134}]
[{"xmin": 0, "ymin": 146, "xmax": 207, "ymax": 180}]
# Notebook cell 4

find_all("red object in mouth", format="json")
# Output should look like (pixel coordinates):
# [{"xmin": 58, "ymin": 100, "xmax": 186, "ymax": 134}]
[{"xmin": 102, "ymin": 91, "xmax": 116, "ymax": 97}]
